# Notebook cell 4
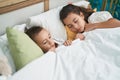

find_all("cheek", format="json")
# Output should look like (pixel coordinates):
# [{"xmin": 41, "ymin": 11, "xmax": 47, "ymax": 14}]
[
  {"xmin": 40, "ymin": 45, "xmax": 49, "ymax": 53},
  {"xmin": 63, "ymin": 17, "xmax": 72, "ymax": 25},
  {"xmin": 44, "ymin": 45, "xmax": 51, "ymax": 50},
  {"xmin": 70, "ymin": 28, "xmax": 77, "ymax": 33},
  {"xmin": 42, "ymin": 45, "xmax": 48, "ymax": 50},
  {"xmin": 78, "ymin": 19, "xmax": 85, "ymax": 27}
]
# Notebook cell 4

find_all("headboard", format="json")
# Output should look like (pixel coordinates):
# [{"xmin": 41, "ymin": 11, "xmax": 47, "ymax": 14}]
[{"xmin": 0, "ymin": 0, "xmax": 49, "ymax": 14}]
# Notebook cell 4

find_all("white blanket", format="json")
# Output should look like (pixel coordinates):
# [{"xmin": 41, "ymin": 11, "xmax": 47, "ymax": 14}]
[{"xmin": 9, "ymin": 28, "xmax": 120, "ymax": 80}]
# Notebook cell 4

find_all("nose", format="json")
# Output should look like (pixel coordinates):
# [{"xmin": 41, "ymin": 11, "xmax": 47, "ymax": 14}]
[
  {"xmin": 72, "ymin": 23, "xmax": 78, "ymax": 29},
  {"xmin": 71, "ymin": 23, "xmax": 79, "ymax": 32}
]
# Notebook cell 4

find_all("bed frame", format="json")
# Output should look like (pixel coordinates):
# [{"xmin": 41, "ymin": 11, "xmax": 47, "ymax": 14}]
[{"xmin": 0, "ymin": 0, "xmax": 49, "ymax": 14}]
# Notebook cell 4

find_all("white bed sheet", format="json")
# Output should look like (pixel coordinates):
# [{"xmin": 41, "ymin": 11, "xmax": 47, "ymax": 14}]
[{"xmin": 9, "ymin": 27, "xmax": 120, "ymax": 80}]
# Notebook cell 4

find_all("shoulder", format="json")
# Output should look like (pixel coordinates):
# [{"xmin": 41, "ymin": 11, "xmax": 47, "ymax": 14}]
[
  {"xmin": 91, "ymin": 11, "xmax": 112, "ymax": 18},
  {"xmin": 88, "ymin": 11, "xmax": 113, "ymax": 23}
]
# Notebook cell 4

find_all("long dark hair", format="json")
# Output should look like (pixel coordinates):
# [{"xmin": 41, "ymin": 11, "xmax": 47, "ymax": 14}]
[{"xmin": 60, "ymin": 4, "xmax": 94, "ymax": 24}]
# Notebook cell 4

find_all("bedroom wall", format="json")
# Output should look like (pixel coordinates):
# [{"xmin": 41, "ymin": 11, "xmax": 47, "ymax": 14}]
[{"xmin": 0, "ymin": 0, "xmax": 81, "ymax": 35}]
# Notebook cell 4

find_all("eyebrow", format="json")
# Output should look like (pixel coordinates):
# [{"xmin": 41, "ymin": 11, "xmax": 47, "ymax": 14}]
[
  {"xmin": 73, "ymin": 17, "xmax": 79, "ymax": 22},
  {"xmin": 73, "ymin": 18, "xmax": 76, "ymax": 22},
  {"xmin": 41, "ymin": 32, "xmax": 50, "ymax": 44}
]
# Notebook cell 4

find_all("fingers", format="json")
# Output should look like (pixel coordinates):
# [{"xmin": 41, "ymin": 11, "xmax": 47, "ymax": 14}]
[
  {"xmin": 63, "ymin": 40, "xmax": 72, "ymax": 46},
  {"xmin": 75, "ymin": 33, "xmax": 85, "ymax": 40}
]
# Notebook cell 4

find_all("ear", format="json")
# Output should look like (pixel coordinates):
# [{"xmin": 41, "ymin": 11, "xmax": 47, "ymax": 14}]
[{"xmin": 79, "ymin": 12, "xmax": 84, "ymax": 19}]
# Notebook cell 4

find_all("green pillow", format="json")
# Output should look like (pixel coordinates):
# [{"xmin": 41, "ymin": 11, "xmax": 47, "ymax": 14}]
[{"xmin": 6, "ymin": 27, "xmax": 43, "ymax": 71}]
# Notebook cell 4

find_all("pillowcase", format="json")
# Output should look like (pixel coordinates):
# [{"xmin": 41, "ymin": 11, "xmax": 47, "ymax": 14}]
[
  {"xmin": 65, "ymin": 26, "xmax": 76, "ymax": 40},
  {"xmin": 26, "ymin": 1, "xmax": 90, "ymax": 44},
  {"xmin": 6, "ymin": 27, "xmax": 43, "ymax": 71},
  {"xmin": 0, "ymin": 33, "xmax": 16, "ymax": 74}
]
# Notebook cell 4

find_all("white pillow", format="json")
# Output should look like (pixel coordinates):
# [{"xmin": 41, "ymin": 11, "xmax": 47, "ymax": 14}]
[
  {"xmin": 0, "ymin": 34, "xmax": 16, "ymax": 74},
  {"xmin": 26, "ymin": 1, "xmax": 90, "ymax": 44}
]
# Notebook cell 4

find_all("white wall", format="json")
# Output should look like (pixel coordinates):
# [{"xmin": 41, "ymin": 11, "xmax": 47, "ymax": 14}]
[{"xmin": 0, "ymin": 0, "xmax": 81, "ymax": 35}]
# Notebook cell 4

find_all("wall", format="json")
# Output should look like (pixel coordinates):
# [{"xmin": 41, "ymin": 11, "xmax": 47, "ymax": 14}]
[
  {"xmin": 89, "ymin": 0, "xmax": 120, "ymax": 20},
  {"xmin": 0, "ymin": 0, "xmax": 80, "ymax": 35}
]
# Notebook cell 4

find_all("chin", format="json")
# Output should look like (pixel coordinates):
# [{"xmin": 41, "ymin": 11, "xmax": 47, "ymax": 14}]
[{"xmin": 80, "ymin": 27, "xmax": 85, "ymax": 33}]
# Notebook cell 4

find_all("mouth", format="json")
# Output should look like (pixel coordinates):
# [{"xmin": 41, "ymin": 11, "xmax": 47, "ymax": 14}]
[
  {"xmin": 51, "ymin": 44, "xmax": 55, "ymax": 48},
  {"xmin": 49, "ymin": 44, "xmax": 56, "ymax": 52},
  {"xmin": 81, "ymin": 27, "xmax": 85, "ymax": 33},
  {"xmin": 77, "ymin": 28, "xmax": 82, "ymax": 33},
  {"xmin": 78, "ymin": 27, "xmax": 85, "ymax": 33}
]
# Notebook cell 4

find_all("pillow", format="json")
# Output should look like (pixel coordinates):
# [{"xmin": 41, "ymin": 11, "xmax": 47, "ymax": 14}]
[
  {"xmin": 0, "ymin": 34, "xmax": 16, "ymax": 74},
  {"xmin": 6, "ymin": 27, "xmax": 43, "ymax": 71},
  {"xmin": 0, "ymin": 24, "xmax": 26, "ymax": 73},
  {"xmin": 26, "ymin": 1, "xmax": 90, "ymax": 44},
  {"xmin": 65, "ymin": 26, "xmax": 76, "ymax": 40}
]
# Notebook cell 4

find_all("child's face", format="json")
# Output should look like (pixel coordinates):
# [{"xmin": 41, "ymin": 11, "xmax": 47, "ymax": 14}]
[
  {"xmin": 34, "ymin": 29, "xmax": 56, "ymax": 53},
  {"xmin": 63, "ymin": 13, "xmax": 86, "ymax": 33}
]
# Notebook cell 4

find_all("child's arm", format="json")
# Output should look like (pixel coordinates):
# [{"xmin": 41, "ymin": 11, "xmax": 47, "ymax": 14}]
[{"xmin": 85, "ymin": 18, "xmax": 120, "ymax": 32}]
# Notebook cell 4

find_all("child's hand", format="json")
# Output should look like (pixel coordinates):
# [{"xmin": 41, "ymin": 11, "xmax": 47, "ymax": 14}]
[
  {"xmin": 75, "ymin": 33, "xmax": 85, "ymax": 40},
  {"xmin": 63, "ymin": 40, "xmax": 72, "ymax": 46}
]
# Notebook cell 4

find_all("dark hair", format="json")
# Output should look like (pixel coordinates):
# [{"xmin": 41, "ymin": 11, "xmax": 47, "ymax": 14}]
[
  {"xmin": 25, "ymin": 26, "xmax": 43, "ymax": 43},
  {"xmin": 60, "ymin": 4, "xmax": 94, "ymax": 24}
]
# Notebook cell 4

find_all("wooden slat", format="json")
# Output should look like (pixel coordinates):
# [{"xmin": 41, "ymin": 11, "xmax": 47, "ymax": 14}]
[
  {"xmin": 101, "ymin": 0, "xmax": 108, "ymax": 11},
  {"xmin": 0, "ymin": 0, "xmax": 26, "ymax": 7},
  {"xmin": 44, "ymin": 0, "xmax": 49, "ymax": 11},
  {"xmin": 0, "ymin": 0, "xmax": 49, "ymax": 14}
]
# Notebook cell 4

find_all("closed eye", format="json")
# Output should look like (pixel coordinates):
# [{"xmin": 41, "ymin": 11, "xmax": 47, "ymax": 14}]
[
  {"xmin": 67, "ymin": 24, "xmax": 73, "ymax": 28},
  {"xmin": 74, "ymin": 20, "xmax": 78, "ymax": 23},
  {"xmin": 42, "ymin": 33, "xmax": 52, "ymax": 45},
  {"xmin": 42, "ymin": 40, "xmax": 47, "ymax": 45},
  {"xmin": 74, "ymin": 18, "xmax": 78, "ymax": 23}
]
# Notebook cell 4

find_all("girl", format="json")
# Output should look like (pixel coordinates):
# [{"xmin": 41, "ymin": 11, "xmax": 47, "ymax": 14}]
[{"xmin": 60, "ymin": 4, "xmax": 120, "ymax": 46}]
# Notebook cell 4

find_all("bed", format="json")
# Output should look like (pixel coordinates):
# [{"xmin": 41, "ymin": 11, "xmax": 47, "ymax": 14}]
[{"xmin": 0, "ymin": 0, "xmax": 120, "ymax": 80}]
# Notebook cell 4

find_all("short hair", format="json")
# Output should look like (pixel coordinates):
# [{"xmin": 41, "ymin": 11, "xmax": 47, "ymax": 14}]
[{"xmin": 25, "ymin": 26, "xmax": 43, "ymax": 42}]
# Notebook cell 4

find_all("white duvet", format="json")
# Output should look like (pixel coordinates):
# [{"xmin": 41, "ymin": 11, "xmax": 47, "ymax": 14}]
[{"xmin": 9, "ymin": 28, "xmax": 120, "ymax": 80}]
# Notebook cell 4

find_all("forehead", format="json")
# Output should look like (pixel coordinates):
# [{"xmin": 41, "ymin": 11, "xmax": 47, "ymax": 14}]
[
  {"xmin": 63, "ymin": 13, "xmax": 80, "ymax": 24},
  {"xmin": 35, "ymin": 29, "xmax": 49, "ymax": 42}
]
